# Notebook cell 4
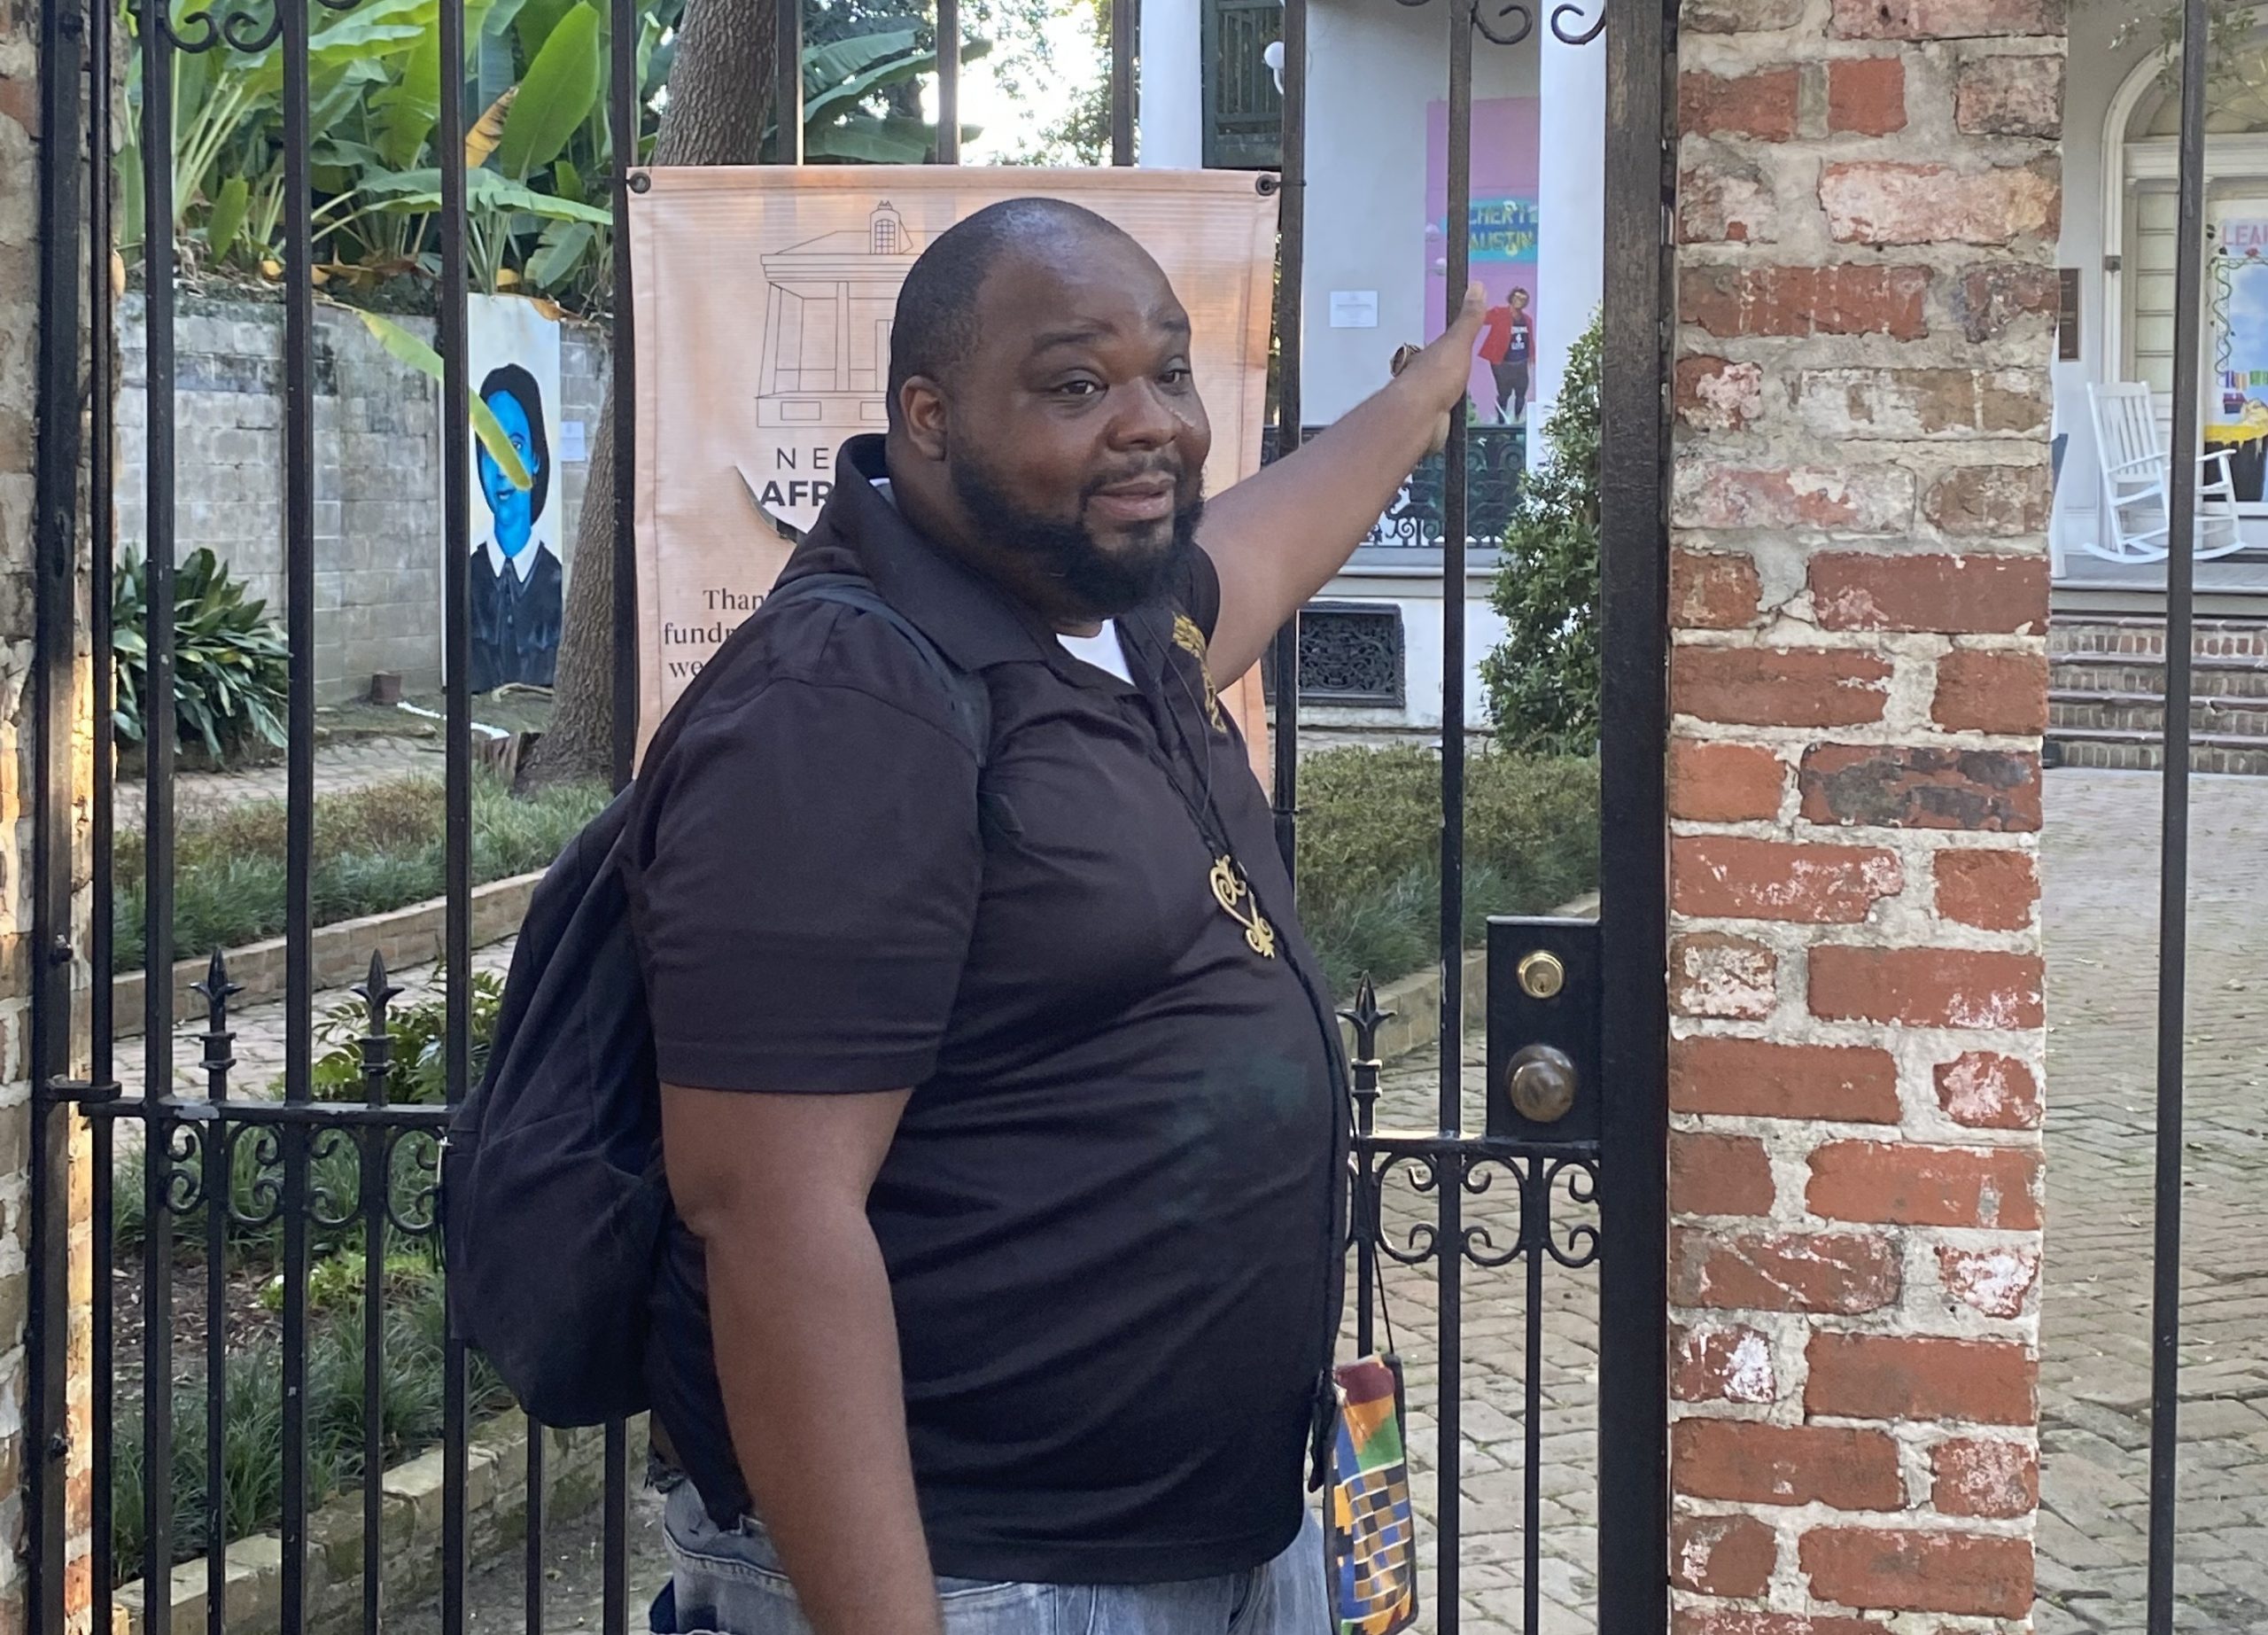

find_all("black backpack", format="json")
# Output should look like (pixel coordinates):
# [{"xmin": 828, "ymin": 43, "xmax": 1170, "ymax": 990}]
[{"xmin": 443, "ymin": 573, "xmax": 991, "ymax": 1428}]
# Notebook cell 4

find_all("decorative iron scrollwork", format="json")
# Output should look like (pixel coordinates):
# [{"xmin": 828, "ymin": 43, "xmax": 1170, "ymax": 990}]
[
  {"xmin": 384, "ymin": 1126, "xmax": 443, "ymax": 1237},
  {"xmin": 130, "ymin": 0, "xmax": 369, "ymax": 54},
  {"xmin": 308, "ymin": 1126, "xmax": 361, "ymax": 1230},
  {"xmin": 1458, "ymin": 1153, "xmax": 1531, "ymax": 1268},
  {"xmin": 1550, "ymin": 0, "xmax": 1607, "ymax": 44},
  {"xmin": 1542, "ymin": 1156, "xmax": 1602, "ymax": 1269},
  {"xmin": 1472, "ymin": 0, "xmax": 1535, "ymax": 47}
]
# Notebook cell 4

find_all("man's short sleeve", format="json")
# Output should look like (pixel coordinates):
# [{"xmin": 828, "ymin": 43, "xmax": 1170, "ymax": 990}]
[{"xmin": 633, "ymin": 676, "xmax": 983, "ymax": 1094}]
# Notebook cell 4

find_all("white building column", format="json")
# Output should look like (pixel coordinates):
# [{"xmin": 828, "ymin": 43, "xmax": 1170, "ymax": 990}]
[
  {"xmin": 1534, "ymin": 24, "xmax": 1604, "ymax": 450},
  {"xmin": 1137, "ymin": 0, "xmax": 1204, "ymax": 168}
]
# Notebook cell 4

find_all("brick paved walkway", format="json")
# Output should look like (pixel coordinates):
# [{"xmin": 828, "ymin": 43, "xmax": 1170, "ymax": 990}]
[
  {"xmin": 113, "ymin": 735, "xmax": 447, "ymax": 830},
  {"xmin": 167, "ymin": 767, "xmax": 2268, "ymax": 1631},
  {"xmin": 2033, "ymin": 770, "xmax": 2268, "ymax": 1634}
]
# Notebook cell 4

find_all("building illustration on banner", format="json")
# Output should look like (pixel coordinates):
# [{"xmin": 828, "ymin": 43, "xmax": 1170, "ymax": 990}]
[
  {"xmin": 464, "ymin": 292, "xmax": 566, "ymax": 693},
  {"xmin": 742, "ymin": 202, "xmax": 925, "ymax": 535}
]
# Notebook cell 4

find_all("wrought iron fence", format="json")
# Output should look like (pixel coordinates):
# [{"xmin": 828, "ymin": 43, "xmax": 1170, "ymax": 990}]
[{"xmin": 27, "ymin": 0, "xmax": 1676, "ymax": 1631}]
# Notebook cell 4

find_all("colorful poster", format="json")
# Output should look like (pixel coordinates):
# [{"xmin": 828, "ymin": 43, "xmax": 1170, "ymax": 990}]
[
  {"xmin": 2218, "ymin": 220, "xmax": 2268, "ymax": 420},
  {"xmin": 1425, "ymin": 97, "xmax": 1542, "ymax": 427},
  {"xmin": 627, "ymin": 167, "xmax": 1280, "ymax": 774},
  {"xmin": 464, "ymin": 292, "xmax": 568, "ymax": 693}
]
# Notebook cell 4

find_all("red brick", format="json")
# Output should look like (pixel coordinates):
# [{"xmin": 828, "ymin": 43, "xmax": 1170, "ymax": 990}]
[
  {"xmin": 1674, "ymin": 1419, "xmax": 1904, "ymax": 1510},
  {"xmin": 1682, "ymin": 263, "xmax": 1930, "ymax": 341},
  {"xmin": 1672, "ymin": 1322, "xmax": 1782, "ymax": 1403},
  {"xmin": 1938, "ymin": 1242, "xmax": 2041, "ymax": 1319},
  {"xmin": 1923, "ymin": 465, "xmax": 2055, "ymax": 536},
  {"xmin": 1674, "ymin": 1616, "xmax": 1889, "ymax": 1635},
  {"xmin": 1677, "ymin": 464, "xmax": 1915, "ymax": 532},
  {"xmin": 0, "ymin": 69, "xmax": 37, "ymax": 137},
  {"xmin": 1934, "ymin": 648, "xmax": 2050, "ymax": 733},
  {"xmin": 1674, "ymin": 1512, "xmax": 1779, "ymax": 1597},
  {"xmin": 1674, "ymin": 836, "xmax": 1903, "ymax": 923},
  {"xmin": 1831, "ymin": 0, "xmax": 2061, "ymax": 41},
  {"xmin": 1673, "ymin": 1131, "xmax": 1778, "ymax": 1217},
  {"xmin": 1672, "ymin": 740, "xmax": 1785, "ymax": 822},
  {"xmin": 1807, "ymin": 1333, "xmax": 2037, "ymax": 1424},
  {"xmin": 1809, "ymin": 946, "xmax": 2044, "ymax": 1029},
  {"xmin": 1955, "ymin": 262, "xmax": 2061, "ymax": 342},
  {"xmin": 1673, "ymin": 933, "xmax": 1781, "ymax": 1019},
  {"xmin": 1810, "ymin": 553, "xmax": 2048, "ymax": 635},
  {"xmin": 1800, "ymin": 744, "xmax": 2043, "ymax": 832},
  {"xmin": 1676, "ymin": 356, "xmax": 1768, "ymax": 432},
  {"xmin": 1672, "ymin": 1038, "xmax": 1903, "ymax": 1123},
  {"xmin": 1683, "ymin": 67, "xmax": 1802, "ymax": 141},
  {"xmin": 1933, "ymin": 1436, "xmax": 2038, "ymax": 1518},
  {"xmin": 1799, "ymin": 1527, "xmax": 2035, "ymax": 1618},
  {"xmin": 1935, "ymin": 1051, "xmax": 2041, "ymax": 1129},
  {"xmin": 1955, "ymin": 52, "xmax": 2063, "ymax": 137},
  {"xmin": 1682, "ymin": 158, "xmax": 1782, "ymax": 243},
  {"xmin": 1829, "ymin": 57, "xmax": 1907, "ymax": 135},
  {"xmin": 1821, "ymin": 160, "xmax": 2061, "ymax": 245},
  {"xmin": 1676, "ymin": 649, "xmax": 1893, "ymax": 729},
  {"xmin": 1672, "ymin": 1227, "xmax": 1902, "ymax": 1312},
  {"xmin": 1673, "ymin": 550, "xmax": 1765, "ymax": 629},
  {"xmin": 1807, "ymin": 1141, "xmax": 2042, "ymax": 1229},
  {"xmin": 1934, "ymin": 848, "xmax": 2038, "ymax": 930}
]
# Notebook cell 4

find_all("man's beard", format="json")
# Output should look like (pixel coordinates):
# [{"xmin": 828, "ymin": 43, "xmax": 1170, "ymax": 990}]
[{"xmin": 951, "ymin": 455, "xmax": 1204, "ymax": 619}]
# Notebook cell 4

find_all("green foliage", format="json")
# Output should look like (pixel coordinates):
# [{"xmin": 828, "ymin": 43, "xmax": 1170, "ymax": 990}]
[
  {"xmin": 310, "ymin": 970, "xmax": 507, "ymax": 1105},
  {"xmin": 113, "ymin": 773, "xmax": 606, "ymax": 972},
  {"xmin": 111, "ymin": 1252, "xmax": 511, "ymax": 1582},
  {"xmin": 117, "ymin": 0, "xmax": 1018, "ymax": 307},
  {"xmin": 1294, "ymin": 747, "xmax": 1600, "ymax": 998},
  {"xmin": 113, "ymin": 548, "xmax": 291, "ymax": 762},
  {"xmin": 1480, "ymin": 312, "xmax": 1602, "ymax": 755}
]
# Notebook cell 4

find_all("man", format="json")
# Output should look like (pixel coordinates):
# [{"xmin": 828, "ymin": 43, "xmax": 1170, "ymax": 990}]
[
  {"xmin": 1478, "ymin": 286, "xmax": 1534, "ymax": 426},
  {"xmin": 630, "ymin": 198, "xmax": 1483, "ymax": 1635}
]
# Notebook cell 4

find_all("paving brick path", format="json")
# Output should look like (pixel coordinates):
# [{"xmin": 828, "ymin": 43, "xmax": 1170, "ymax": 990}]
[
  {"xmin": 136, "ymin": 767, "xmax": 2268, "ymax": 1631},
  {"xmin": 113, "ymin": 735, "xmax": 448, "ymax": 830}
]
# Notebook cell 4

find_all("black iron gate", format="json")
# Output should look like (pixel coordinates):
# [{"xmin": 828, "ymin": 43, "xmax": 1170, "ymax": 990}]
[{"xmin": 27, "ymin": 0, "xmax": 1675, "ymax": 1627}]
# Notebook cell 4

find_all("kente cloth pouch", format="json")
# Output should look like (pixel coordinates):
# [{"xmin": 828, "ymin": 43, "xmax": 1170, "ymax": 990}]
[{"xmin": 1326, "ymin": 1353, "xmax": 1418, "ymax": 1635}]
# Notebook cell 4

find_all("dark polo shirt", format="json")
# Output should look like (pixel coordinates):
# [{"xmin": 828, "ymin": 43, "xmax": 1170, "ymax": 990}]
[{"xmin": 626, "ymin": 437, "xmax": 1348, "ymax": 1584}]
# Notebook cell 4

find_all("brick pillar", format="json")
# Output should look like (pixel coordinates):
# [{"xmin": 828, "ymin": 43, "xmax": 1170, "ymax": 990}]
[
  {"xmin": 4, "ymin": 0, "xmax": 97, "ymax": 1624},
  {"xmin": 1667, "ymin": 4, "xmax": 2061, "ymax": 1629}
]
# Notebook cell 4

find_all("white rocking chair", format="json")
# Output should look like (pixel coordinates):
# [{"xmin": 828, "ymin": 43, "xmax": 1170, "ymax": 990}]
[{"xmin": 2085, "ymin": 382, "xmax": 2248, "ymax": 563}]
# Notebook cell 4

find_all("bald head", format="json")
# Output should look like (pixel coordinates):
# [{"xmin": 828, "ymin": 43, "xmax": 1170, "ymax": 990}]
[{"xmin": 886, "ymin": 198, "xmax": 1147, "ymax": 426}]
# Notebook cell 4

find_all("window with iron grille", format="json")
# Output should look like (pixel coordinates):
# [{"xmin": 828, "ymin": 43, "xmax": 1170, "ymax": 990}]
[
  {"xmin": 1203, "ymin": 0, "xmax": 1284, "ymax": 170},
  {"xmin": 1260, "ymin": 603, "xmax": 1406, "ymax": 707}
]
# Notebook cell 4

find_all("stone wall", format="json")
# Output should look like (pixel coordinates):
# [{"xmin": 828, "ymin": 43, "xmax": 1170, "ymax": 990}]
[
  {"xmin": 115, "ymin": 294, "xmax": 609, "ymax": 703},
  {"xmin": 1668, "ymin": 3, "xmax": 2060, "ymax": 1630}
]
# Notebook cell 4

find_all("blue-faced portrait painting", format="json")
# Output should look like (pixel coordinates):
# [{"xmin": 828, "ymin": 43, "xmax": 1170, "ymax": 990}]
[{"xmin": 469, "ymin": 362, "xmax": 564, "ymax": 692}]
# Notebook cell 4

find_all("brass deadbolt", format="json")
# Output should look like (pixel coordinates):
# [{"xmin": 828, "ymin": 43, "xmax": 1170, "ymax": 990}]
[
  {"xmin": 1505, "ymin": 1044, "xmax": 1579, "ymax": 1124},
  {"xmin": 1517, "ymin": 949, "xmax": 1566, "ymax": 1000}
]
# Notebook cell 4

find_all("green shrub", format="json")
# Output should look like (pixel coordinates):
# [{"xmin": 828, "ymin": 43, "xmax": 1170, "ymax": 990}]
[
  {"xmin": 113, "ymin": 548, "xmax": 291, "ymax": 761},
  {"xmin": 1480, "ymin": 314, "xmax": 1603, "ymax": 754},
  {"xmin": 110, "ymin": 1253, "xmax": 510, "ymax": 1583},
  {"xmin": 1294, "ymin": 745, "xmax": 1599, "ymax": 995},
  {"xmin": 113, "ymin": 775, "xmax": 605, "ymax": 972}
]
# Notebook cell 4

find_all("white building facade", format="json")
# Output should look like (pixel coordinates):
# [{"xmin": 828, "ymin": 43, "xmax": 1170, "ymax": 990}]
[{"xmin": 1138, "ymin": 0, "xmax": 1607, "ymax": 737}]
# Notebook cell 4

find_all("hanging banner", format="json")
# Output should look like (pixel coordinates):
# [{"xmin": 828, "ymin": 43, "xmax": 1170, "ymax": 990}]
[{"xmin": 626, "ymin": 167, "xmax": 1281, "ymax": 776}]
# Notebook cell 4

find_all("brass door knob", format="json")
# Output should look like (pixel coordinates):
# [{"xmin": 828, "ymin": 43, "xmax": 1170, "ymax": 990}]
[{"xmin": 1505, "ymin": 1044, "xmax": 1579, "ymax": 1124}]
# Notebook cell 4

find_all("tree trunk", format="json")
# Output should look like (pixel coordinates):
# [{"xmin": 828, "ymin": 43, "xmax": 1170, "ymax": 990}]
[{"xmin": 518, "ymin": 0, "xmax": 775, "ymax": 790}]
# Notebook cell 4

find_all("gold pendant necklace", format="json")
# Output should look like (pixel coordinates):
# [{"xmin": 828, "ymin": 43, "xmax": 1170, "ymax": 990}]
[{"xmin": 1209, "ymin": 855, "xmax": 1278, "ymax": 959}]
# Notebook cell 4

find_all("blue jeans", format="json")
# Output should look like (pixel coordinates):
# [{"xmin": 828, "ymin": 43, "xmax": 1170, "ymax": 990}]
[{"xmin": 652, "ymin": 1480, "xmax": 1331, "ymax": 1635}]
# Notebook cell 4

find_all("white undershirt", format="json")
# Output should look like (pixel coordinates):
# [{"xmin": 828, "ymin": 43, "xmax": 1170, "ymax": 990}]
[{"xmin": 869, "ymin": 475, "xmax": 1133, "ymax": 682}]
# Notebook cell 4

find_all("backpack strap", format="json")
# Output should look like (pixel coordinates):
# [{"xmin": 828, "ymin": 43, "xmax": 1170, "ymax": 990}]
[{"xmin": 763, "ymin": 572, "xmax": 992, "ymax": 771}]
